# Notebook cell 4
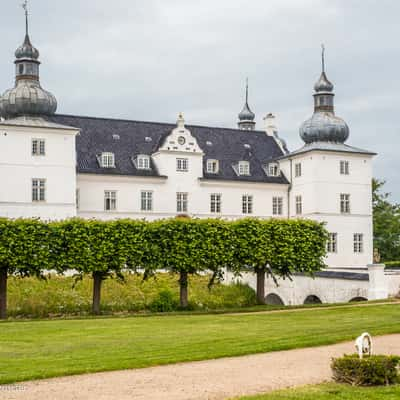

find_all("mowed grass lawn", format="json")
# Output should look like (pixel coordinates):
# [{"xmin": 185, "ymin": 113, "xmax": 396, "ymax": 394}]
[
  {"xmin": 235, "ymin": 383, "xmax": 400, "ymax": 399},
  {"xmin": 0, "ymin": 304, "xmax": 399, "ymax": 384}
]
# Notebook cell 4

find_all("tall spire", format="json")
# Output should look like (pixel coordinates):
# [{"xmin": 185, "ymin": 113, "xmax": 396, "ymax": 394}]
[
  {"xmin": 238, "ymin": 78, "xmax": 256, "ymax": 131},
  {"xmin": 245, "ymin": 77, "xmax": 249, "ymax": 104},
  {"xmin": 22, "ymin": 0, "xmax": 29, "ymax": 37},
  {"xmin": 321, "ymin": 44, "xmax": 325, "ymax": 73}
]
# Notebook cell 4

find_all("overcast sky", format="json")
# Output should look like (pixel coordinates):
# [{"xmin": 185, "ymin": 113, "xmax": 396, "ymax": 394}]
[{"xmin": 1, "ymin": 0, "xmax": 399, "ymax": 199}]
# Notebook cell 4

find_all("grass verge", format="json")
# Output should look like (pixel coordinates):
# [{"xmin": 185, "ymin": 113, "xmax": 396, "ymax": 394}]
[
  {"xmin": 0, "ymin": 303, "xmax": 399, "ymax": 384},
  {"xmin": 234, "ymin": 383, "xmax": 400, "ymax": 399}
]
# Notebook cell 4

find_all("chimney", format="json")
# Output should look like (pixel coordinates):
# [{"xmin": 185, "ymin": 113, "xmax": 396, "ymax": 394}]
[{"xmin": 263, "ymin": 113, "xmax": 278, "ymax": 137}]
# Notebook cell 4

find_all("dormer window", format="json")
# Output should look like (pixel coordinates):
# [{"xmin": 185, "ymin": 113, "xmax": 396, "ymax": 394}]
[
  {"xmin": 266, "ymin": 162, "xmax": 280, "ymax": 177},
  {"xmin": 137, "ymin": 154, "xmax": 151, "ymax": 170},
  {"xmin": 238, "ymin": 161, "xmax": 250, "ymax": 176},
  {"xmin": 206, "ymin": 159, "xmax": 219, "ymax": 174},
  {"xmin": 100, "ymin": 152, "xmax": 115, "ymax": 168}
]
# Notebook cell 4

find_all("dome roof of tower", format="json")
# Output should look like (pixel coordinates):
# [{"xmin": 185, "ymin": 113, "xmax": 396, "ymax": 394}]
[
  {"xmin": 238, "ymin": 102, "xmax": 255, "ymax": 121},
  {"xmin": 314, "ymin": 71, "xmax": 334, "ymax": 92},
  {"xmin": 300, "ymin": 111, "xmax": 349, "ymax": 144},
  {"xmin": 15, "ymin": 34, "xmax": 39, "ymax": 60},
  {"xmin": 0, "ymin": 80, "xmax": 57, "ymax": 118}
]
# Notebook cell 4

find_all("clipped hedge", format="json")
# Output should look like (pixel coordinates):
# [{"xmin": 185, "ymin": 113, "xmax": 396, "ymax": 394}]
[
  {"xmin": 331, "ymin": 354, "xmax": 400, "ymax": 386},
  {"xmin": 385, "ymin": 261, "xmax": 400, "ymax": 269}
]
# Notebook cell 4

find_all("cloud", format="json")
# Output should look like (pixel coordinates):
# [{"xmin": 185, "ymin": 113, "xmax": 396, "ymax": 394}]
[{"xmin": 0, "ymin": 0, "xmax": 399, "ymax": 199}]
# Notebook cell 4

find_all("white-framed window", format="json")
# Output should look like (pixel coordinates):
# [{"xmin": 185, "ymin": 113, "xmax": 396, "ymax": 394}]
[
  {"xmin": 76, "ymin": 188, "xmax": 80, "ymax": 210},
  {"xmin": 137, "ymin": 155, "xmax": 151, "ymax": 170},
  {"xmin": 100, "ymin": 152, "xmax": 115, "ymax": 168},
  {"xmin": 206, "ymin": 159, "xmax": 219, "ymax": 174},
  {"xmin": 104, "ymin": 190, "xmax": 117, "ymax": 211},
  {"xmin": 272, "ymin": 197, "xmax": 283, "ymax": 215},
  {"xmin": 176, "ymin": 158, "xmax": 189, "ymax": 172},
  {"xmin": 295, "ymin": 195, "xmax": 302, "ymax": 215},
  {"xmin": 177, "ymin": 192, "xmax": 188, "ymax": 213},
  {"xmin": 210, "ymin": 193, "xmax": 222, "ymax": 213},
  {"xmin": 238, "ymin": 161, "xmax": 250, "ymax": 176},
  {"xmin": 141, "ymin": 191, "xmax": 153, "ymax": 211},
  {"xmin": 327, "ymin": 233, "xmax": 338, "ymax": 253},
  {"xmin": 340, "ymin": 193, "xmax": 351, "ymax": 214},
  {"xmin": 295, "ymin": 162, "xmax": 302, "ymax": 177},
  {"xmin": 267, "ymin": 162, "xmax": 280, "ymax": 177},
  {"xmin": 353, "ymin": 233, "xmax": 364, "ymax": 253},
  {"xmin": 340, "ymin": 160, "xmax": 349, "ymax": 175},
  {"xmin": 32, "ymin": 179, "xmax": 46, "ymax": 202},
  {"xmin": 32, "ymin": 139, "xmax": 45, "ymax": 156},
  {"xmin": 242, "ymin": 195, "xmax": 253, "ymax": 214}
]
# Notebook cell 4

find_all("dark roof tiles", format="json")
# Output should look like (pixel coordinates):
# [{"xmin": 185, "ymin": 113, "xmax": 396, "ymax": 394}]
[{"xmin": 47, "ymin": 114, "xmax": 289, "ymax": 184}]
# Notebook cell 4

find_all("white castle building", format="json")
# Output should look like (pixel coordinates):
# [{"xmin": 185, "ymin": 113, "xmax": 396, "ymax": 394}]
[{"xmin": 0, "ymin": 12, "xmax": 399, "ymax": 305}]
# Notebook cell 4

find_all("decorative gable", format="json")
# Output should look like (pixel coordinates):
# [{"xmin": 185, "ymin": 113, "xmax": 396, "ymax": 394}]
[{"xmin": 157, "ymin": 113, "xmax": 203, "ymax": 154}]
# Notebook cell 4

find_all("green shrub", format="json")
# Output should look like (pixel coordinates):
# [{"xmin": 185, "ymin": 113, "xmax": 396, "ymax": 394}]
[
  {"xmin": 385, "ymin": 261, "xmax": 400, "ymax": 269},
  {"xmin": 148, "ymin": 289, "xmax": 180, "ymax": 312},
  {"xmin": 331, "ymin": 354, "xmax": 400, "ymax": 386}
]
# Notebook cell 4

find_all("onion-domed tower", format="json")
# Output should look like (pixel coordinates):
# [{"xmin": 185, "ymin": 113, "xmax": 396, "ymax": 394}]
[
  {"xmin": 299, "ymin": 46, "xmax": 349, "ymax": 144},
  {"xmin": 0, "ymin": 3, "xmax": 57, "ymax": 119},
  {"xmin": 238, "ymin": 79, "xmax": 256, "ymax": 130}
]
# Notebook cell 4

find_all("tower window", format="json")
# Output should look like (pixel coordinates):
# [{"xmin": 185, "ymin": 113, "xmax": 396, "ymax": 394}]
[
  {"xmin": 238, "ymin": 161, "xmax": 250, "ymax": 176},
  {"xmin": 340, "ymin": 160, "xmax": 349, "ymax": 175},
  {"xmin": 177, "ymin": 192, "xmax": 188, "ymax": 213},
  {"xmin": 32, "ymin": 179, "xmax": 46, "ymax": 202},
  {"xmin": 104, "ymin": 191, "xmax": 117, "ymax": 211},
  {"xmin": 353, "ymin": 233, "xmax": 364, "ymax": 253},
  {"xmin": 242, "ymin": 195, "xmax": 253, "ymax": 214},
  {"xmin": 100, "ymin": 152, "xmax": 115, "ymax": 168},
  {"xmin": 141, "ymin": 191, "xmax": 153, "ymax": 211},
  {"xmin": 327, "ymin": 233, "xmax": 338, "ymax": 253},
  {"xmin": 176, "ymin": 158, "xmax": 189, "ymax": 172},
  {"xmin": 32, "ymin": 139, "xmax": 45, "ymax": 156},
  {"xmin": 295, "ymin": 163, "xmax": 302, "ymax": 177},
  {"xmin": 340, "ymin": 194, "xmax": 351, "ymax": 214},
  {"xmin": 210, "ymin": 193, "xmax": 222, "ymax": 213},
  {"xmin": 18, "ymin": 64, "xmax": 24, "ymax": 74},
  {"xmin": 295, "ymin": 195, "xmax": 302, "ymax": 215},
  {"xmin": 272, "ymin": 197, "xmax": 283, "ymax": 215},
  {"xmin": 206, "ymin": 159, "xmax": 219, "ymax": 174}
]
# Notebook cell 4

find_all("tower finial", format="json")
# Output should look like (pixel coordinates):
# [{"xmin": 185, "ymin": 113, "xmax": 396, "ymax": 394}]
[
  {"xmin": 245, "ymin": 78, "xmax": 249, "ymax": 104},
  {"xmin": 321, "ymin": 44, "xmax": 325, "ymax": 73},
  {"xmin": 22, "ymin": 0, "xmax": 29, "ymax": 36}
]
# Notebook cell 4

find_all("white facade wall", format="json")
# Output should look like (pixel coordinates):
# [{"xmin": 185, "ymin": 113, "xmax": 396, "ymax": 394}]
[
  {"xmin": 77, "ymin": 173, "xmax": 289, "ymax": 220},
  {"xmin": 0, "ymin": 123, "xmax": 78, "ymax": 220},
  {"xmin": 280, "ymin": 151, "xmax": 374, "ymax": 268}
]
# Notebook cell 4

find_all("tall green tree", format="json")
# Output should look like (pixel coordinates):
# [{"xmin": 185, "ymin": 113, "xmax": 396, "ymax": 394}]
[
  {"xmin": 231, "ymin": 218, "xmax": 328, "ymax": 304},
  {"xmin": 373, "ymin": 179, "xmax": 400, "ymax": 261},
  {"xmin": 0, "ymin": 219, "xmax": 51, "ymax": 319},
  {"xmin": 52, "ymin": 219, "xmax": 131, "ymax": 315}
]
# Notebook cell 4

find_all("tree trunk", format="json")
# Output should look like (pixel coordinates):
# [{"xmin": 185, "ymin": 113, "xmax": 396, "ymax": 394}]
[
  {"xmin": 179, "ymin": 271, "xmax": 189, "ymax": 308},
  {"xmin": 0, "ymin": 269, "xmax": 7, "ymax": 320},
  {"xmin": 256, "ymin": 268, "xmax": 266, "ymax": 305},
  {"xmin": 92, "ymin": 272, "xmax": 103, "ymax": 315}
]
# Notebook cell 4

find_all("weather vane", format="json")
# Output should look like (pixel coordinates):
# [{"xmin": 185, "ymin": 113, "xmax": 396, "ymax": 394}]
[
  {"xmin": 321, "ymin": 44, "xmax": 326, "ymax": 73},
  {"xmin": 22, "ymin": 0, "xmax": 29, "ymax": 35}
]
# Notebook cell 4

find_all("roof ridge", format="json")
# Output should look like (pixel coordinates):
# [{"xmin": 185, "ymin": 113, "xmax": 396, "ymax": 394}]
[{"xmin": 53, "ymin": 113, "xmax": 267, "ymax": 134}]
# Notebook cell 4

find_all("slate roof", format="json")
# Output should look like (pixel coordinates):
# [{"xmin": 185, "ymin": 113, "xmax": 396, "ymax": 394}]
[
  {"xmin": 46, "ymin": 114, "xmax": 289, "ymax": 184},
  {"xmin": 278, "ymin": 141, "xmax": 376, "ymax": 159}
]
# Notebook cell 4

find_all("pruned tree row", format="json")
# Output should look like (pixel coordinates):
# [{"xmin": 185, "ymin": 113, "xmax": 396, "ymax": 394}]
[{"xmin": 0, "ymin": 217, "xmax": 328, "ymax": 319}]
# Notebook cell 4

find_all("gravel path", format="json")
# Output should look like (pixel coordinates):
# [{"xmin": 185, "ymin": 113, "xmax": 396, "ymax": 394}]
[{"xmin": 2, "ymin": 334, "xmax": 400, "ymax": 400}]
